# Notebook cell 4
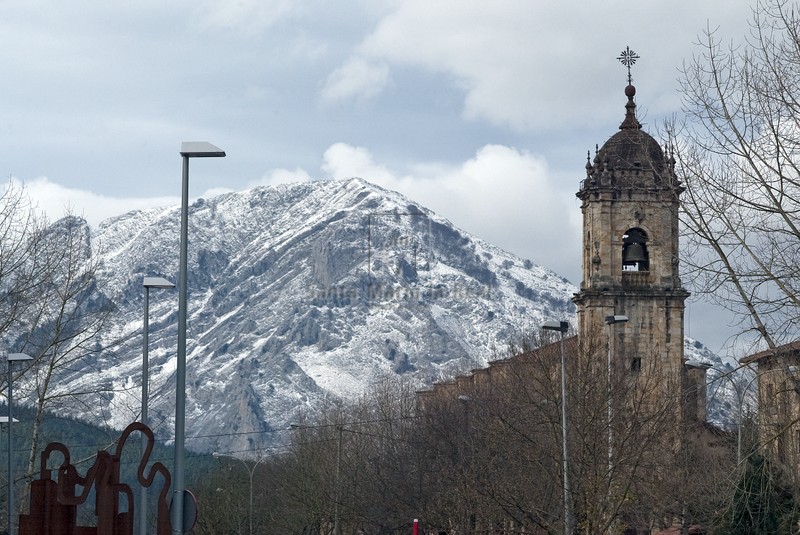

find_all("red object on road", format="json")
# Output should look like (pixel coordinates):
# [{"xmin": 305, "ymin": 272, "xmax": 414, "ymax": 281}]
[{"xmin": 413, "ymin": 518, "xmax": 419, "ymax": 535}]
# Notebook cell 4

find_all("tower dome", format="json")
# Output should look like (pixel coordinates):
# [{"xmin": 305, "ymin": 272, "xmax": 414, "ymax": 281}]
[{"xmin": 582, "ymin": 84, "xmax": 675, "ymax": 190}]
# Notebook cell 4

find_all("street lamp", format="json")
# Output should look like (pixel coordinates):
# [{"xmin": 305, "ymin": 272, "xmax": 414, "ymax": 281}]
[
  {"xmin": 604, "ymin": 315, "xmax": 628, "ymax": 477},
  {"xmin": 173, "ymin": 141, "xmax": 226, "ymax": 535},
  {"xmin": 141, "ymin": 276, "xmax": 175, "ymax": 535},
  {"xmin": 6, "ymin": 352, "xmax": 31, "ymax": 535},
  {"xmin": 542, "ymin": 320, "xmax": 573, "ymax": 535},
  {"xmin": 212, "ymin": 453, "xmax": 268, "ymax": 535}
]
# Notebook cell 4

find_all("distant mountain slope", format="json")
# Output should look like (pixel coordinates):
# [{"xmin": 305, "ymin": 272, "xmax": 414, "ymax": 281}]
[
  {"xmin": 51, "ymin": 178, "xmax": 577, "ymax": 453},
  {"xmin": 684, "ymin": 337, "xmax": 748, "ymax": 429}
]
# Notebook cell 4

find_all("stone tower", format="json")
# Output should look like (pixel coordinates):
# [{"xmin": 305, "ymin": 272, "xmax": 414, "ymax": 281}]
[{"xmin": 573, "ymin": 83, "xmax": 689, "ymax": 385}]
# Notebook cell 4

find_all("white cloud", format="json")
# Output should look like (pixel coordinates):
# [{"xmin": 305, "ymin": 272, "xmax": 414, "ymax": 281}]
[
  {"xmin": 321, "ymin": 143, "xmax": 395, "ymax": 182},
  {"xmin": 14, "ymin": 177, "xmax": 243, "ymax": 229},
  {"xmin": 332, "ymin": 0, "xmax": 754, "ymax": 130},
  {"xmin": 318, "ymin": 142, "xmax": 580, "ymax": 279},
  {"xmin": 192, "ymin": 0, "xmax": 300, "ymax": 35},
  {"xmin": 320, "ymin": 57, "xmax": 391, "ymax": 104},
  {"xmin": 12, "ymin": 177, "xmax": 178, "ymax": 228},
  {"xmin": 251, "ymin": 167, "xmax": 315, "ymax": 188}
]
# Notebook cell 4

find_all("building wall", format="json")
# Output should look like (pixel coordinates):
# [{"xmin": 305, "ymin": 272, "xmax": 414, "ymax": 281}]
[{"xmin": 745, "ymin": 349, "xmax": 800, "ymax": 483}]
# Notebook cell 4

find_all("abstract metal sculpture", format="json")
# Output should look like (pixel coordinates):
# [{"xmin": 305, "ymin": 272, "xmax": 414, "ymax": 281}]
[{"xmin": 18, "ymin": 422, "xmax": 172, "ymax": 535}]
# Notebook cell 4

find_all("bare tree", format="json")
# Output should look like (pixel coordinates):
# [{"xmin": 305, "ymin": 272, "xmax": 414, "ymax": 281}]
[
  {"xmin": 677, "ymin": 0, "xmax": 800, "ymax": 350},
  {"xmin": 0, "ymin": 182, "xmax": 120, "ymax": 515},
  {"xmin": 13, "ymin": 215, "xmax": 117, "ymax": 482},
  {"xmin": 0, "ymin": 183, "xmax": 63, "ymax": 336},
  {"xmin": 414, "ymin": 330, "xmax": 704, "ymax": 534},
  {"xmin": 196, "ymin": 333, "xmax": 733, "ymax": 534}
]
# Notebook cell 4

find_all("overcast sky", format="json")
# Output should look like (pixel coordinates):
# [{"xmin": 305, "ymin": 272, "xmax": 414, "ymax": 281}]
[{"xmin": 0, "ymin": 1, "xmax": 758, "ymax": 355}]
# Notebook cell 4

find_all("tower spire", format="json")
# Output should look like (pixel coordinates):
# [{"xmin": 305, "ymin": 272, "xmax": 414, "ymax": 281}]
[{"xmin": 616, "ymin": 46, "xmax": 642, "ymax": 130}]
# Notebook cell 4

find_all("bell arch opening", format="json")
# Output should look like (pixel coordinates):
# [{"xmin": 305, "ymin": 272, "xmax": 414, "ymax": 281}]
[{"xmin": 622, "ymin": 228, "xmax": 649, "ymax": 272}]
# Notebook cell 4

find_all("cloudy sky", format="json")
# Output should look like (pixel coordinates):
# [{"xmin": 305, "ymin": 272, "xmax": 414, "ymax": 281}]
[{"xmin": 0, "ymin": 1, "xmax": 757, "ymax": 354}]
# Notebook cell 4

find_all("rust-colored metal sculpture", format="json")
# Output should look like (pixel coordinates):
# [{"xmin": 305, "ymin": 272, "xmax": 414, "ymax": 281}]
[{"xmin": 18, "ymin": 422, "xmax": 172, "ymax": 535}]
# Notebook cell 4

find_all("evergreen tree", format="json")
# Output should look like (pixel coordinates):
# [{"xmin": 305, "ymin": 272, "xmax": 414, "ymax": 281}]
[{"xmin": 724, "ymin": 455, "xmax": 799, "ymax": 534}]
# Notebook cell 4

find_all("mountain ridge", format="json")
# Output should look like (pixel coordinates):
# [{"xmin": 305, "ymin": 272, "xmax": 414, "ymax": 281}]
[{"xmin": 45, "ymin": 177, "xmax": 577, "ymax": 453}]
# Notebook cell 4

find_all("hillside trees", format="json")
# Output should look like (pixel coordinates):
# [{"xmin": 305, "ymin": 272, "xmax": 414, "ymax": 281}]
[
  {"xmin": 287, "ymin": 377, "xmax": 421, "ymax": 533},
  {"xmin": 677, "ymin": 0, "xmax": 800, "ymax": 350},
  {"xmin": 191, "ymin": 376, "xmax": 422, "ymax": 534},
  {"xmin": 201, "ymin": 331, "xmax": 735, "ymax": 534}
]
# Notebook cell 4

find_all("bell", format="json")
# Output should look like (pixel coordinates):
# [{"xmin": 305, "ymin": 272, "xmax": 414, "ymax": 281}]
[{"xmin": 623, "ymin": 242, "xmax": 648, "ymax": 263}]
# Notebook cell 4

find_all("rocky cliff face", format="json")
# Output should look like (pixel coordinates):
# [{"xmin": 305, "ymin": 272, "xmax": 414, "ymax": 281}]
[{"xmin": 48, "ymin": 178, "xmax": 577, "ymax": 453}]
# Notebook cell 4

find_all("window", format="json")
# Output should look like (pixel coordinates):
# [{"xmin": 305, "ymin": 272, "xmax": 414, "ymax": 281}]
[{"xmin": 630, "ymin": 357, "xmax": 642, "ymax": 372}]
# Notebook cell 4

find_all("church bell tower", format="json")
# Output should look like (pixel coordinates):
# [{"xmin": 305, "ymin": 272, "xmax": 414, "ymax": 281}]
[{"xmin": 573, "ymin": 64, "xmax": 689, "ymax": 384}]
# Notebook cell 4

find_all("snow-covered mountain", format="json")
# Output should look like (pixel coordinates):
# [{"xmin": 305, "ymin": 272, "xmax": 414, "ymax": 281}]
[{"xmin": 54, "ymin": 178, "xmax": 577, "ymax": 453}]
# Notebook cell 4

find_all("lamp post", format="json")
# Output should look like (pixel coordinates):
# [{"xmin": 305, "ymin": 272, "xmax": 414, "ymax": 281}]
[
  {"xmin": 6, "ymin": 352, "xmax": 31, "ymax": 535},
  {"xmin": 604, "ymin": 315, "xmax": 628, "ymax": 477},
  {"xmin": 334, "ymin": 425, "xmax": 342, "ymax": 535},
  {"xmin": 173, "ymin": 141, "xmax": 225, "ymax": 535},
  {"xmin": 141, "ymin": 276, "xmax": 175, "ymax": 535},
  {"xmin": 212, "ymin": 453, "xmax": 267, "ymax": 535},
  {"xmin": 0, "ymin": 416, "xmax": 19, "ymax": 481},
  {"xmin": 542, "ymin": 320, "xmax": 573, "ymax": 535}
]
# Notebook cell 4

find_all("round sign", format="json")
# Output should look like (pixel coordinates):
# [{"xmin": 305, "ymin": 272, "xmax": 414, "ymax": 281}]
[{"xmin": 169, "ymin": 489, "xmax": 199, "ymax": 532}]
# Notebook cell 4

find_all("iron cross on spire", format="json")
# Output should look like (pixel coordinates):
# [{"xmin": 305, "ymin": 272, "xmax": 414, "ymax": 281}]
[{"xmin": 616, "ymin": 46, "xmax": 640, "ymax": 85}]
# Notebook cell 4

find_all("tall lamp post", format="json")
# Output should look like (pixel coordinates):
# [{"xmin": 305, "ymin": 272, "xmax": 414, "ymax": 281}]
[
  {"xmin": 542, "ymin": 320, "xmax": 573, "ymax": 535},
  {"xmin": 334, "ymin": 425, "xmax": 343, "ymax": 535},
  {"xmin": 173, "ymin": 142, "xmax": 225, "ymax": 535},
  {"xmin": 604, "ymin": 315, "xmax": 628, "ymax": 477},
  {"xmin": 6, "ymin": 352, "xmax": 31, "ymax": 535},
  {"xmin": 141, "ymin": 276, "xmax": 175, "ymax": 535},
  {"xmin": 212, "ymin": 453, "xmax": 268, "ymax": 535}
]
